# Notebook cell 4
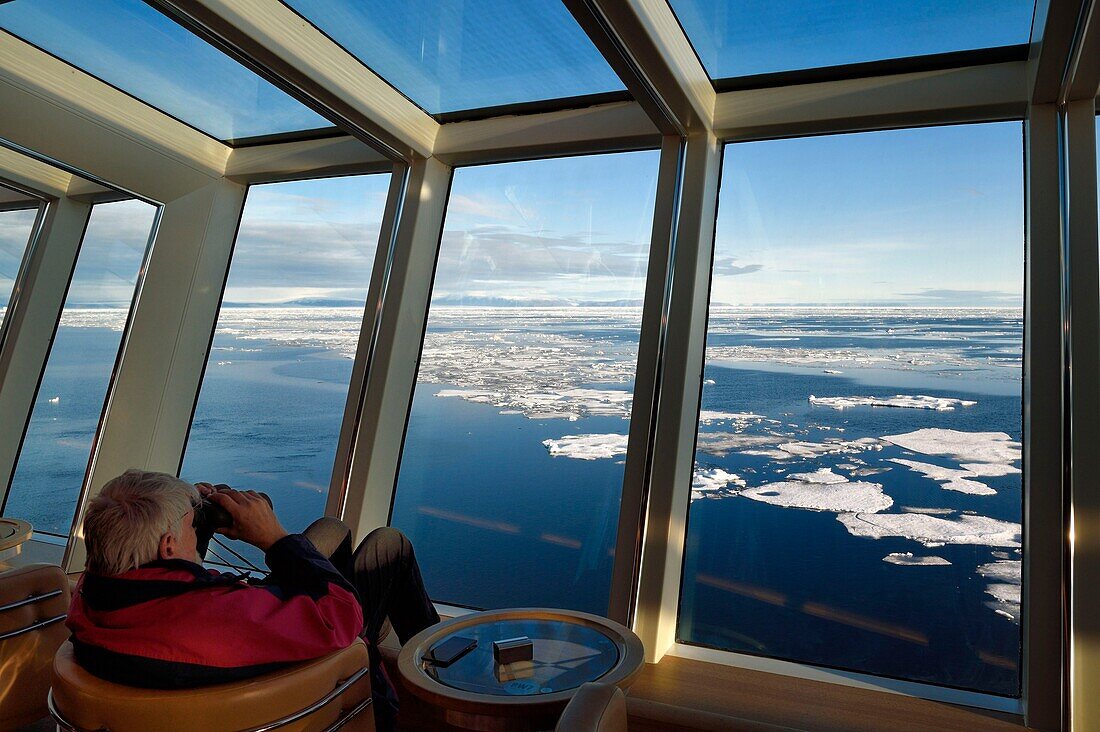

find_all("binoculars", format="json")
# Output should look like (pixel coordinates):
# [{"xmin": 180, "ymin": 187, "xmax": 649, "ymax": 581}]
[{"xmin": 192, "ymin": 485, "xmax": 273, "ymax": 557}]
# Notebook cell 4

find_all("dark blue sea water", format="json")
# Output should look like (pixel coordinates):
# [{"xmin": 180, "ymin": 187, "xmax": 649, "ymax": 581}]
[{"xmin": 3, "ymin": 308, "xmax": 1022, "ymax": 697}]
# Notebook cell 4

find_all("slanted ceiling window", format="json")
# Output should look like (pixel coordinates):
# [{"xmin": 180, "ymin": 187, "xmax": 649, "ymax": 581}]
[{"xmin": 0, "ymin": 0, "xmax": 330, "ymax": 143}]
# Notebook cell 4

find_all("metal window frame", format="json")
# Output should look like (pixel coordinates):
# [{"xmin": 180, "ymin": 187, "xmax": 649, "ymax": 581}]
[{"xmin": 1, "ymin": 0, "xmax": 1096, "ymax": 728}]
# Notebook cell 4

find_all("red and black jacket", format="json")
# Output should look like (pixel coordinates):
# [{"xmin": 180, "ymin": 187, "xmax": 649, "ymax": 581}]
[{"xmin": 67, "ymin": 534, "xmax": 365, "ymax": 688}]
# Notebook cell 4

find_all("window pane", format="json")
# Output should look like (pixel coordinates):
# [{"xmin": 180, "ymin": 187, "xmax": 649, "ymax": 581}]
[
  {"xmin": 0, "ymin": 0, "xmax": 330, "ymax": 141},
  {"xmin": 668, "ymin": 0, "xmax": 1035, "ymax": 80},
  {"xmin": 391, "ymin": 151, "xmax": 660, "ymax": 613},
  {"xmin": 678, "ymin": 123, "xmax": 1024, "ymax": 696},
  {"xmin": 180, "ymin": 175, "xmax": 389, "ymax": 567},
  {"xmin": 4, "ymin": 200, "xmax": 156, "ymax": 535},
  {"xmin": 0, "ymin": 203, "xmax": 39, "ymax": 312},
  {"xmin": 282, "ymin": 0, "xmax": 624, "ymax": 114}
]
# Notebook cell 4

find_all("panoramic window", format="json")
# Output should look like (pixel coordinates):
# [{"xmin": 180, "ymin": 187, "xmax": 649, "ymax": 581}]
[
  {"xmin": 678, "ymin": 123, "xmax": 1024, "ymax": 696},
  {"xmin": 0, "ymin": 0, "xmax": 329, "ymax": 142},
  {"xmin": 0, "ymin": 199, "xmax": 40, "ymax": 314},
  {"xmin": 4, "ymin": 199, "xmax": 157, "ymax": 536},
  {"xmin": 180, "ymin": 174, "xmax": 389, "ymax": 567},
  {"xmin": 668, "ymin": 0, "xmax": 1036, "ymax": 80},
  {"xmin": 390, "ymin": 151, "xmax": 660, "ymax": 614},
  {"xmin": 282, "ymin": 0, "xmax": 624, "ymax": 114}
]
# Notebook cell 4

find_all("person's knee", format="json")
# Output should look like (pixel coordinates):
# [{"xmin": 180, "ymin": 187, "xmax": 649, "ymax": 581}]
[
  {"xmin": 303, "ymin": 517, "xmax": 352, "ymax": 555},
  {"xmin": 364, "ymin": 526, "xmax": 412, "ymax": 557}
]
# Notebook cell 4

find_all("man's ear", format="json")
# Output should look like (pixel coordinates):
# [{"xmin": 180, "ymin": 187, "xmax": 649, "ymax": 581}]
[{"xmin": 158, "ymin": 530, "xmax": 176, "ymax": 561}]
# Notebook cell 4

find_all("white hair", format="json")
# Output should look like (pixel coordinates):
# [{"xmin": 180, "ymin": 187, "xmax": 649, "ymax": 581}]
[{"xmin": 84, "ymin": 469, "xmax": 200, "ymax": 576}]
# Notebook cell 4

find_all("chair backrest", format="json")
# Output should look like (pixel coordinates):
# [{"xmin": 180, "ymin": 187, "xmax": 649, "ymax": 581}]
[
  {"xmin": 51, "ymin": 639, "xmax": 375, "ymax": 732},
  {"xmin": 0, "ymin": 562, "xmax": 71, "ymax": 729},
  {"xmin": 556, "ymin": 682, "xmax": 628, "ymax": 732}
]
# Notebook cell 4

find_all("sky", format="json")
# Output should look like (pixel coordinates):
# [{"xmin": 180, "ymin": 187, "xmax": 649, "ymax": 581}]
[
  {"xmin": 41, "ymin": 122, "xmax": 1026, "ymax": 310},
  {"xmin": 222, "ymin": 175, "xmax": 389, "ymax": 305},
  {"xmin": 0, "ymin": 0, "xmax": 327, "ymax": 140},
  {"xmin": 62, "ymin": 199, "xmax": 156, "ymax": 308},
  {"xmin": 712, "ymin": 122, "xmax": 1025, "ymax": 307},
  {"xmin": 0, "ymin": 206, "xmax": 39, "ymax": 307},
  {"xmin": 670, "ymin": 0, "xmax": 1036, "ymax": 78}
]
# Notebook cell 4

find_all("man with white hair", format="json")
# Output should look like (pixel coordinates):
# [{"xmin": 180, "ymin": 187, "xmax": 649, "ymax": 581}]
[{"xmin": 67, "ymin": 469, "xmax": 438, "ymax": 729}]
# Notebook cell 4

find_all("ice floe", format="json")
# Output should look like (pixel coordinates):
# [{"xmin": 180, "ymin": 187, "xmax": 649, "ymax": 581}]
[
  {"xmin": 883, "ymin": 428, "xmax": 1021, "ymax": 466},
  {"xmin": 697, "ymin": 410, "xmax": 766, "ymax": 426},
  {"xmin": 883, "ymin": 553, "xmax": 951, "ymax": 566},
  {"xmin": 542, "ymin": 433, "xmax": 628, "ymax": 460},
  {"xmin": 888, "ymin": 458, "xmax": 998, "ymax": 496},
  {"xmin": 691, "ymin": 467, "xmax": 746, "ymax": 500},
  {"xmin": 740, "ymin": 469, "xmax": 893, "ymax": 513},
  {"xmin": 695, "ymin": 433, "xmax": 784, "ymax": 456},
  {"xmin": 809, "ymin": 395, "xmax": 976, "ymax": 411},
  {"xmin": 743, "ymin": 437, "xmax": 882, "ymax": 461},
  {"xmin": 979, "ymin": 560, "xmax": 1022, "ymax": 622},
  {"xmin": 838, "ymin": 512, "xmax": 1021, "ymax": 548}
]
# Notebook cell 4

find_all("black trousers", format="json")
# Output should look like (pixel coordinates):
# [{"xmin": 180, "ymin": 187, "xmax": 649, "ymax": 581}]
[
  {"xmin": 302, "ymin": 518, "xmax": 440, "ymax": 645},
  {"xmin": 303, "ymin": 519, "xmax": 439, "ymax": 731}
]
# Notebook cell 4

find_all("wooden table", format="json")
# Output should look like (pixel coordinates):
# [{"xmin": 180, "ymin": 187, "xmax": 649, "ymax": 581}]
[
  {"xmin": 0, "ymin": 517, "xmax": 32, "ymax": 563},
  {"xmin": 397, "ymin": 608, "xmax": 644, "ymax": 731}
]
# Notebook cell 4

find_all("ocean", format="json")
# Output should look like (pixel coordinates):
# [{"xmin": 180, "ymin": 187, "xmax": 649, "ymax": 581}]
[{"xmin": 1, "ymin": 305, "xmax": 1022, "ymax": 697}]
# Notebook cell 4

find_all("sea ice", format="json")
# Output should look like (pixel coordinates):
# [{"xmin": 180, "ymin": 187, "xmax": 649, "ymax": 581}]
[
  {"xmin": 47, "ymin": 396, "xmax": 60, "ymax": 404},
  {"xmin": 883, "ymin": 553, "xmax": 951, "ymax": 566},
  {"xmin": 809, "ymin": 395, "xmax": 976, "ymax": 411},
  {"xmin": 837, "ymin": 512, "xmax": 1021, "ymax": 548},
  {"xmin": 888, "ymin": 459, "xmax": 997, "ymax": 496},
  {"xmin": 542, "ymin": 433, "xmax": 628, "ymax": 460},
  {"xmin": 741, "ymin": 474, "xmax": 892, "ymax": 513},
  {"xmin": 695, "ymin": 433, "xmax": 782, "ymax": 456},
  {"xmin": 743, "ymin": 437, "xmax": 882, "ymax": 460},
  {"xmin": 691, "ymin": 467, "xmax": 746, "ymax": 501},
  {"xmin": 882, "ymin": 428, "xmax": 1021, "ymax": 466},
  {"xmin": 697, "ymin": 410, "xmax": 766, "ymax": 425}
]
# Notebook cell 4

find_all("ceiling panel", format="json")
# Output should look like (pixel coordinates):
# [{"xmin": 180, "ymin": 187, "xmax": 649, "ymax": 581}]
[
  {"xmin": 0, "ymin": 0, "xmax": 332, "ymax": 143},
  {"xmin": 667, "ymin": 0, "xmax": 1037, "ymax": 81},
  {"xmin": 282, "ymin": 0, "xmax": 626, "ymax": 115}
]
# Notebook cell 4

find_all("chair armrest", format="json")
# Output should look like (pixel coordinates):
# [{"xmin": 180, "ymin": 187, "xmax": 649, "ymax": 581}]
[
  {"xmin": 52, "ymin": 639, "xmax": 374, "ymax": 732},
  {"xmin": 556, "ymin": 682, "xmax": 628, "ymax": 732}
]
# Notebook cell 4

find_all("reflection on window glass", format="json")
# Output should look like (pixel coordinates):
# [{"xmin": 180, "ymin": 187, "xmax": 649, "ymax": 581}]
[
  {"xmin": 668, "ymin": 0, "xmax": 1035, "ymax": 79},
  {"xmin": 391, "ymin": 151, "xmax": 660, "ymax": 614},
  {"xmin": 0, "ymin": 204, "xmax": 39, "ymax": 313},
  {"xmin": 678, "ymin": 123, "xmax": 1024, "ymax": 696},
  {"xmin": 283, "ymin": 0, "xmax": 624, "ymax": 113},
  {"xmin": 4, "ymin": 200, "xmax": 156, "ymax": 535},
  {"xmin": 0, "ymin": 0, "xmax": 329, "ymax": 141},
  {"xmin": 180, "ymin": 175, "xmax": 389, "ymax": 567}
]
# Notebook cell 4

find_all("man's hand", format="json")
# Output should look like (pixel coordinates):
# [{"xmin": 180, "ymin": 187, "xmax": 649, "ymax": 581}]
[{"xmin": 208, "ymin": 488, "xmax": 288, "ymax": 552}]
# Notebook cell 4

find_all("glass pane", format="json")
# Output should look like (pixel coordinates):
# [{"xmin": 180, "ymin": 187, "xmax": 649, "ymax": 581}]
[
  {"xmin": 678, "ymin": 123, "xmax": 1024, "ymax": 696},
  {"xmin": 391, "ymin": 150, "xmax": 660, "ymax": 613},
  {"xmin": 0, "ymin": 204, "xmax": 39, "ymax": 313},
  {"xmin": 180, "ymin": 174, "xmax": 389, "ymax": 568},
  {"xmin": 4, "ymin": 199, "xmax": 156, "ymax": 535},
  {"xmin": 0, "ymin": 0, "xmax": 330, "ymax": 141},
  {"xmin": 668, "ymin": 0, "xmax": 1036, "ymax": 80},
  {"xmin": 282, "ymin": 0, "xmax": 624, "ymax": 114}
]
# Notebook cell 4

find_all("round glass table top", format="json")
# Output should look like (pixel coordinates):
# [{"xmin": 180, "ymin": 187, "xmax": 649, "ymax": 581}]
[{"xmin": 421, "ymin": 618, "xmax": 620, "ymax": 697}]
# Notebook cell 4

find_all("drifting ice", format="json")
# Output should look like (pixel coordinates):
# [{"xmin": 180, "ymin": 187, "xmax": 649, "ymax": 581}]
[
  {"xmin": 809, "ymin": 394, "xmax": 976, "ymax": 411},
  {"xmin": 838, "ymin": 512, "xmax": 1021, "ymax": 548},
  {"xmin": 542, "ymin": 433, "xmax": 628, "ymax": 460}
]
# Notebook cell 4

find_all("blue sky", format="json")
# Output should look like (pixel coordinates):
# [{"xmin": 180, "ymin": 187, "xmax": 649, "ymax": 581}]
[
  {"xmin": 15, "ymin": 123, "xmax": 1025, "ymax": 310},
  {"xmin": 0, "ymin": 206, "xmax": 39, "ymax": 307},
  {"xmin": 222, "ymin": 175, "xmax": 389, "ymax": 305},
  {"xmin": 670, "ymin": 0, "xmax": 1036, "ymax": 78},
  {"xmin": 713, "ymin": 122, "xmax": 1025, "ymax": 307}
]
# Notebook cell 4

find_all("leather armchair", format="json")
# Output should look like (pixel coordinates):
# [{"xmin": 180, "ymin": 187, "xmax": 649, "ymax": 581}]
[
  {"xmin": 0, "ymin": 562, "xmax": 71, "ymax": 729},
  {"xmin": 50, "ymin": 638, "xmax": 375, "ymax": 732},
  {"xmin": 556, "ymin": 682, "xmax": 628, "ymax": 732}
]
